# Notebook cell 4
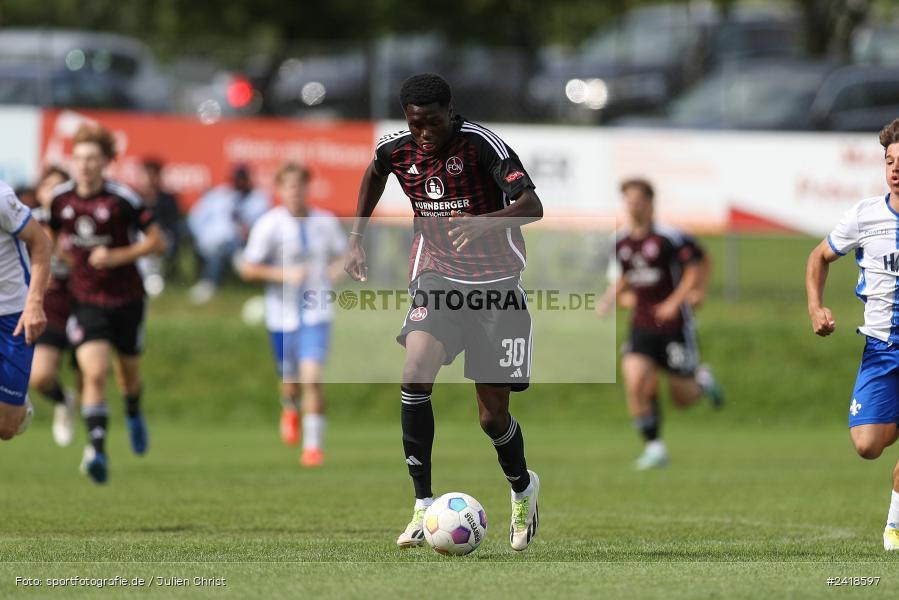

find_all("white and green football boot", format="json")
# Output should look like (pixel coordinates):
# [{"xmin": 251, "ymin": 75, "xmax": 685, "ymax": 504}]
[
  {"xmin": 510, "ymin": 470, "xmax": 540, "ymax": 551},
  {"xmin": 696, "ymin": 364, "xmax": 724, "ymax": 409},
  {"xmin": 884, "ymin": 525, "xmax": 899, "ymax": 551},
  {"xmin": 635, "ymin": 441, "xmax": 669, "ymax": 470},
  {"xmin": 396, "ymin": 506, "xmax": 427, "ymax": 548}
]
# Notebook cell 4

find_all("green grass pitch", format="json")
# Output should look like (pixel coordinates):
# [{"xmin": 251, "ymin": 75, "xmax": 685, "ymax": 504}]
[{"xmin": 1, "ymin": 235, "xmax": 897, "ymax": 599}]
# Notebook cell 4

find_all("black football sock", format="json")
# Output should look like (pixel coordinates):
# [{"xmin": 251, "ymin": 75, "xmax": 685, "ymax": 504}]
[
  {"xmin": 124, "ymin": 389, "xmax": 142, "ymax": 418},
  {"xmin": 490, "ymin": 415, "xmax": 530, "ymax": 494},
  {"xmin": 43, "ymin": 380, "xmax": 67, "ymax": 405},
  {"xmin": 635, "ymin": 394, "xmax": 661, "ymax": 442},
  {"xmin": 401, "ymin": 386, "xmax": 434, "ymax": 500},
  {"xmin": 83, "ymin": 404, "xmax": 108, "ymax": 455}
]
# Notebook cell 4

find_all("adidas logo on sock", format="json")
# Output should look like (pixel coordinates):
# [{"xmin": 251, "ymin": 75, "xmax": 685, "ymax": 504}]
[
  {"xmin": 407, "ymin": 164, "xmax": 419, "ymax": 174},
  {"xmin": 510, "ymin": 368, "xmax": 523, "ymax": 378},
  {"xmin": 406, "ymin": 455, "xmax": 422, "ymax": 466}
]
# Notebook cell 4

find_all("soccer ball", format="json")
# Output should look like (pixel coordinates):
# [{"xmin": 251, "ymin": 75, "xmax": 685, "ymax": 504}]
[{"xmin": 423, "ymin": 492, "xmax": 487, "ymax": 555}]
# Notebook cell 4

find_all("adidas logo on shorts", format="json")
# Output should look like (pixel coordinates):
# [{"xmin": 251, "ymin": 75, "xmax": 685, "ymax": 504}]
[{"xmin": 510, "ymin": 368, "xmax": 523, "ymax": 378}]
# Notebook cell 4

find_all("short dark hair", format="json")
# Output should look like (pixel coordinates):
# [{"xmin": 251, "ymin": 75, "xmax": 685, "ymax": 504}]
[
  {"xmin": 142, "ymin": 157, "xmax": 164, "ymax": 175},
  {"xmin": 39, "ymin": 165, "xmax": 69, "ymax": 186},
  {"xmin": 399, "ymin": 73, "xmax": 452, "ymax": 108},
  {"xmin": 620, "ymin": 178, "xmax": 655, "ymax": 201},
  {"xmin": 14, "ymin": 185, "xmax": 34, "ymax": 198},
  {"xmin": 880, "ymin": 118, "xmax": 899, "ymax": 152}
]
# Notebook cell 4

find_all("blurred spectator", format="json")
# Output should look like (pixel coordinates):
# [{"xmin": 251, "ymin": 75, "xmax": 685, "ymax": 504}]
[
  {"xmin": 35, "ymin": 166, "xmax": 69, "ymax": 210},
  {"xmin": 137, "ymin": 158, "xmax": 183, "ymax": 294},
  {"xmin": 187, "ymin": 164, "xmax": 270, "ymax": 303},
  {"xmin": 14, "ymin": 185, "xmax": 37, "ymax": 209}
]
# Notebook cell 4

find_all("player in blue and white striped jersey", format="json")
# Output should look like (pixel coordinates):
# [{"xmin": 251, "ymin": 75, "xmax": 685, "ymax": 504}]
[
  {"xmin": 807, "ymin": 117, "xmax": 899, "ymax": 551},
  {"xmin": 0, "ymin": 179, "xmax": 52, "ymax": 441},
  {"xmin": 239, "ymin": 163, "xmax": 346, "ymax": 468}
]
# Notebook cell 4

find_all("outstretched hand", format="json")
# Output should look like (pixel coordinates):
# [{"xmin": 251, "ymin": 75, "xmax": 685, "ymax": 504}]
[
  {"xmin": 447, "ymin": 211, "xmax": 490, "ymax": 252},
  {"xmin": 344, "ymin": 237, "xmax": 368, "ymax": 282}
]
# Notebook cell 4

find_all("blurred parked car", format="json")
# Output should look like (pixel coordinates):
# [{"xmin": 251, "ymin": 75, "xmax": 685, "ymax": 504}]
[
  {"xmin": 615, "ymin": 59, "xmax": 899, "ymax": 132},
  {"xmin": 528, "ymin": 3, "xmax": 802, "ymax": 123},
  {"xmin": 852, "ymin": 24, "xmax": 899, "ymax": 65},
  {"xmin": 261, "ymin": 35, "xmax": 530, "ymax": 122},
  {"xmin": 0, "ymin": 29, "xmax": 171, "ymax": 111}
]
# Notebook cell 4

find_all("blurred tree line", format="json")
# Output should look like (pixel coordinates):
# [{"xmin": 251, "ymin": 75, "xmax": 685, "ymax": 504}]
[{"xmin": 0, "ymin": 0, "xmax": 894, "ymax": 58}]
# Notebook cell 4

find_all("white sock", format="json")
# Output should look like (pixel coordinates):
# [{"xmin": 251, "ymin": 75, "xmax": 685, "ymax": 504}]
[
  {"xmin": 887, "ymin": 489, "xmax": 899, "ymax": 529},
  {"xmin": 646, "ymin": 439, "xmax": 667, "ymax": 455},
  {"xmin": 513, "ymin": 481, "xmax": 534, "ymax": 501},
  {"xmin": 302, "ymin": 413, "xmax": 325, "ymax": 450},
  {"xmin": 414, "ymin": 497, "xmax": 434, "ymax": 509}
]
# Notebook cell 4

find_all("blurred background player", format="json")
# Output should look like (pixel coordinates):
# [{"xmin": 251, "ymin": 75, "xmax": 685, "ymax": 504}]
[
  {"xmin": 48, "ymin": 124, "xmax": 166, "ymax": 483},
  {"xmin": 14, "ymin": 185, "xmax": 37, "ymax": 210},
  {"xmin": 136, "ymin": 158, "xmax": 183, "ymax": 295},
  {"xmin": 239, "ymin": 162, "xmax": 346, "ymax": 467},
  {"xmin": 806, "ymin": 118, "xmax": 899, "ymax": 552},
  {"xmin": 188, "ymin": 164, "xmax": 270, "ymax": 304},
  {"xmin": 29, "ymin": 165, "xmax": 79, "ymax": 446},
  {"xmin": 0, "ymin": 179, "xmax": 51, "ymax": 442},
  {"xmin": 345, "ymin": 74, "xmax": 543, "ymax": 551},
  {"xmin": 598, "ymin": 178, "xmax": 722, "ymax": 470}
]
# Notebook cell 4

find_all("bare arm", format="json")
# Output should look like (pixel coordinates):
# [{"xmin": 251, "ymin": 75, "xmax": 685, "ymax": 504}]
[
  {"xmin": 687, "ymin": 253, "xmax": 712, "ymax": 308},
  {"xmin": 653, "ymin": 261, "xmax": 701, "ymax": 325},
  {"xmin": 448, "ymin": 188, "xmax": 544, "ymax": 251},
  {"xmin": 14, "ymin": 219, "xmax": 51, "ymax": 344},
  {"xmin": 239, "ymin": 261, "xmax": 290, "ymax": 284},
  {"xmin": 481, "ymin": 188, "xmax": 543, "ymax": 221},
  {"xmin": 345, "ymin": 163, "xmax": 389, "ymax": 281},
  {"xmin": 806, "ymin": 239, "xmax": 841, "ymax": 336},
  {"xmin": 89, "ymin": 223, "xmax": 167, "ymax": 269},
  {"xmin": 350, "ymin": 163, "xmax": 388, "ymax": 238},
  {"xmin": 596, "ymin": 275, "xmax": 630, "ymax": 316}
]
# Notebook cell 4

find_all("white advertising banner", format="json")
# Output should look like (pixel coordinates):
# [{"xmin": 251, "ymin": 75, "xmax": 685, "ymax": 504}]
[
  {"xmin": 0, "ymin": 107, "xmax": 42, "ymax": 188},
  {"xmin": 608, "ymin": 128, "xmax": 886, "ymax": 235}
]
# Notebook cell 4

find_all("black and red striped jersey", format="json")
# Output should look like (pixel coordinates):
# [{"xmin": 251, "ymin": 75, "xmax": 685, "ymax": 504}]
[
  {"xmin": 49, "ymin": 179, "xmax": 155, "ymax": 308},
  {"xmin": 373, "ymin": 116, "xmax": 535, "ymax": 283},
  {"xmin": 615, "ymin": 223, "xmax": 705, "ymax": 333}
]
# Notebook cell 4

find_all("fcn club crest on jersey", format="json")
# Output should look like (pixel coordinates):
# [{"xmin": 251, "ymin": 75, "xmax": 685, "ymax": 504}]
[
  {"xmin": 409, "ymin": 306, "xmax": 428, "ymax": 321},
  {"xmin": 446, "ymin": 156, "xmax": 463, "ymax": 176}
]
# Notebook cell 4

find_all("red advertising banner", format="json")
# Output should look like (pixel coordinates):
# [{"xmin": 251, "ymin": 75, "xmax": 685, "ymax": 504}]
[{"xmin": 40, "ymin": 109, "xmax": 374, "ymax": 216}]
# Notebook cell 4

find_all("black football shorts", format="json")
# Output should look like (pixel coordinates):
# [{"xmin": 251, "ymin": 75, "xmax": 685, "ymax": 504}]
[
  {"xmin": 67, "ymin": 299, "xmax": 146, "ymax": 356},
  {"xmin": 623, "ymin": 326, "xmax": 698, "ymax": 377},
  {"xmin": 397, "ymin": 271, "xmax": 532, "ymax": 391}
]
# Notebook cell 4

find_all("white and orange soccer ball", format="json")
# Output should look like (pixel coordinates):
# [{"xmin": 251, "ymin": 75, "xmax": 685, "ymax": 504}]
[{"xmin": 423, "ymin": 492, "xmax": 487, "ymax": 555}]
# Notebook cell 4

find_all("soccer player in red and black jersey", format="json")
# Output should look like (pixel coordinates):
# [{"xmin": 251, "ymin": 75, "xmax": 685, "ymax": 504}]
[
  {"xmin": 48, "ymin": 124, "xmax": 166, "ymax": 484},
  {"xmin": 598, "ymin": 178, "xmax": 722, "ymax": 470},
  {"xmin": 345, "ymin": 74, "xmax": 543, "ymax": 551},
  {"xmin": 30, "ymin": 165, "xmax": 79, "ymax": 447}
]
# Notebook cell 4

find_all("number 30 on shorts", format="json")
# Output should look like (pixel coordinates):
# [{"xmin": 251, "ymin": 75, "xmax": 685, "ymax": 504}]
[{"xmin": 499, "ymin": 337, "xmax": 526, "ymax": 367}]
